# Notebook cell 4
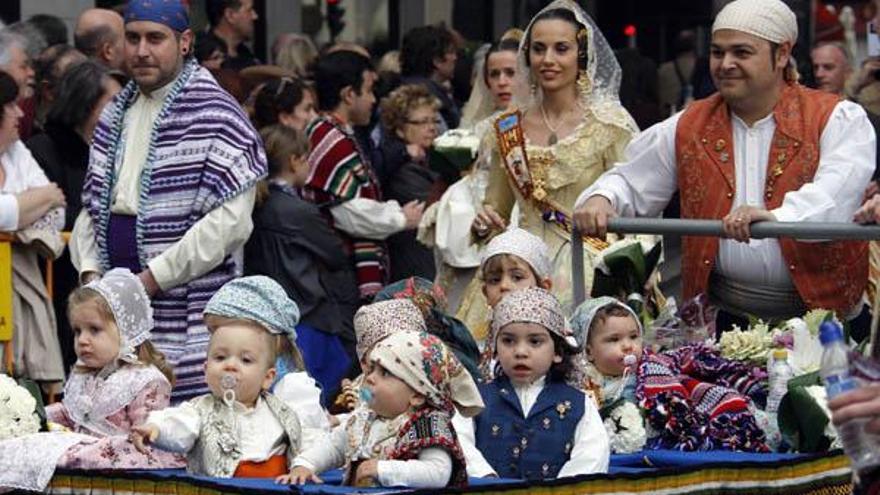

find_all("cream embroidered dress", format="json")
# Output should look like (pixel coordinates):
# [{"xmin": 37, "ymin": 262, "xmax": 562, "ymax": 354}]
[{"xmin": 457, "ymin": 0, "xmax": 639, "ymax": 340}]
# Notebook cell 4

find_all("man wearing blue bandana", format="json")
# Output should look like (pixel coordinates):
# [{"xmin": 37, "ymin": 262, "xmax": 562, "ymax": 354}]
[{"xmin": 70, "ymin": 0, "xmax": 267, "ymax": 402}]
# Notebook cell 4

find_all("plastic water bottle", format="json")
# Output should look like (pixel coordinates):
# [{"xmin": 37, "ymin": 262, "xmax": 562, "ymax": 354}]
[
  {"xmin": 766, "ymin": 349, "xmax": 793, "ymax": 415},
  {"xmin": 819, "ymin": 321, "xmax": 880, "ymax": 474}
]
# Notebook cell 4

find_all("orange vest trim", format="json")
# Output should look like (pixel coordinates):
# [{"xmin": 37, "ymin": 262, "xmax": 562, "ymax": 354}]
[
  {"xmin": 675, "ymin": 83, "xmax": 867, "ymax": 315},
  {"xmin": 233, "ymin": 453, "xmax": 289, "ymax": 478}
]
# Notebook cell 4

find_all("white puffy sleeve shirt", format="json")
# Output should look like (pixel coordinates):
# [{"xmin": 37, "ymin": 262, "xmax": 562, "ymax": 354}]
[{"xmin": 575, "ymin": 101, "xmax": 876, "ymax": 286}]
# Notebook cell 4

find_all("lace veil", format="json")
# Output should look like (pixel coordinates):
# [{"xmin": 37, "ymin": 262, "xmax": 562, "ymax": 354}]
[
  {"xmin": 512, "ymin": 0, "xmax": 638, "ymax": 135},
  {"xmin": 460, "ymin": 43, "xmax": 494, "ymax": 130}
]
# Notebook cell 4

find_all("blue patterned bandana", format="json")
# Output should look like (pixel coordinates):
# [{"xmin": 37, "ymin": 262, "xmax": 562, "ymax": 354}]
[
  {"xmin": 125, "ymin": 0, "xmax": 190, "ymax": 32},
  {"xmin": 205, "ymin": 276, "xmax": 300, "ymax": 343}
]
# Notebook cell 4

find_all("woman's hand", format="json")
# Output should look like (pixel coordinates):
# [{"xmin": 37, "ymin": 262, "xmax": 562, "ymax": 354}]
[
  {"xmin": 472, "ymin": 205, "xmax": 506, "ymax": 237},
  {"xmin": 828, "ymin": 384, "xmax": 880, "ymax": 435}
]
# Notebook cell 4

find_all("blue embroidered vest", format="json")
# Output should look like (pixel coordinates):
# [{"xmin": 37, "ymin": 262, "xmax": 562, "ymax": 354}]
[{"xmin": 474, "ymin": 376, "xmax": 584, "ymax": 480}]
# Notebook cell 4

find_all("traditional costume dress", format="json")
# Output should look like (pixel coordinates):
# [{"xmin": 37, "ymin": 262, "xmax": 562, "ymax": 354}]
[
  {"xmin": 576, "ymin": 0, "xmax": 875, "ymax": 323},
  {"xmin": 0, "ymin": 269, "xmax": 185, "ymax": 493},
  {"xmin": 145, "ymin": 275, "xmax": 324, "ymax": 478},
  {"xmin": 293, "ymin": 330, "xmax": 484, "ymax": 489},
  {"xmin": 0, "ymin": 140, "xmax": 65, "ymax": 384},
  {"xmin": 71, "ymin": 3, "xmax": 266, "ymax": 402},
  {"xmin": 454, "ymin": 287, "xmax": 608, "ymax": 480},
  {"xmin": 457, "ymin": 0, "xmax": 641, "ymax": 335}
]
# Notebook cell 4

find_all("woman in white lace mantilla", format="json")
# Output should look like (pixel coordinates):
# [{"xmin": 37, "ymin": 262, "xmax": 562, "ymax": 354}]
[{"xmin": 459, "ymin": 0, "xmax": 640, "ymax": 336}]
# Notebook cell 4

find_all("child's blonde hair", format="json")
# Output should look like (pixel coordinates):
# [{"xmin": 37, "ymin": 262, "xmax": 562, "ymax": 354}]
[{"xmin": 67, "ymin": 287, "xmax": 174, "ymax": 385}]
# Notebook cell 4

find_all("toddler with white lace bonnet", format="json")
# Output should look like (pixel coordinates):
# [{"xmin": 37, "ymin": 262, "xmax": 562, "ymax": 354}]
[{"xmin": 0, "ymin": 268, "xmax": 182, "ymax": 492}]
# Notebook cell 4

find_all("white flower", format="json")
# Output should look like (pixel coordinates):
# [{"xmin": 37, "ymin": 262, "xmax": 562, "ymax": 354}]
[
  {"xmin": 719, "ymin": 322, "xmax": 780, "ymax": 364},
  {"xmin": 433, "ymin": 129, "xmax": 480, "ymax": 157},
  {"xmin": 0, "ymin": 374, "xmax": 41, "ymax": 441},
  {"xmin": 603, "ymin": 401, "xmax": 647, "ymax": 454}
]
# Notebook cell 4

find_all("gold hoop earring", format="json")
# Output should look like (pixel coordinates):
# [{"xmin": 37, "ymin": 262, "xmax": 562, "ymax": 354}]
[{"xmin": 577, "ymin": 69, "xmax": 591, "ymax": 96}]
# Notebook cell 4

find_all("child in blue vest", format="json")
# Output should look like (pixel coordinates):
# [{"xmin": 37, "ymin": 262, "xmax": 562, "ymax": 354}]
[{"xmin": 454, "ymin": 287, "xmax": 609, "ymax": 480}]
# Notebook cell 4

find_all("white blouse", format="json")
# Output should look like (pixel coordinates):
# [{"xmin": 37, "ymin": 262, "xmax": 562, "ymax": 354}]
[
  {"xmin": 293, "ymin": 415, "xmax": 453, "ymax": 488},
  {"xmin": 148, "ymin": 396, "xmax": 288, "ymax": 462},
  {"xmin": 452, "ymin": 376, "xmax": 610, "ymax": 479},
  {"xmin": 0, "ymin": 140, "xmax": 64, "ymax": 232}
]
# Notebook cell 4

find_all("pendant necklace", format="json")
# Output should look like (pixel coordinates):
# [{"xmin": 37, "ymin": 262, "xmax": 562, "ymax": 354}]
[{"xmin": 540, "ymin": 103, "xmax": 562, "ymax": 146}]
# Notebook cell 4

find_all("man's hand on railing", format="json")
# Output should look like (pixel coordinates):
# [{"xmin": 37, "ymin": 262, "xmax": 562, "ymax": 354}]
[
  {"xmin": 722, "ymin": 205, "xmax": 776, "ymax": 242},
  {"xmin": 855, "ymin": 194, "xmax": 880, "ymax": 225},
  {"xmin": 573, "ymin": 195, "xmax": 616, "ymax": 240}
]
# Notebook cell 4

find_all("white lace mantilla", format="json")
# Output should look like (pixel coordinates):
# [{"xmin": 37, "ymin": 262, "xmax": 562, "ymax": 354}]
[
  {"xmin": 63, "ymin": 365, "xmax": 168, "ymax": 437},
  {"xmin": 0, "ymin": 431, "xmax": 93, "ymax": 491}
]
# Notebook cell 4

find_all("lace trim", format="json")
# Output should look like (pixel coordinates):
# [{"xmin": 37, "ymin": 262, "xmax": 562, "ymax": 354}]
[
  {"xmin": 0, "ymin": 432, "xmax": 93, "ymax": 491},
  {"xmin": 63, "ymin": 365, "xmax": 168, "ymax": 437}
]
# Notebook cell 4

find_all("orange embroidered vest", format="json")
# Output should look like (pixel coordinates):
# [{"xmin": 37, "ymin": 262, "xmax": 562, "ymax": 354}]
[{"xmin": 675, "ymin": 83, "xmax": 867, "ymax": 315}]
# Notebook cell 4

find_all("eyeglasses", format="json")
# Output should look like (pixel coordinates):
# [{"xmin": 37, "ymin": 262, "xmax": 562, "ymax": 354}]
[{"xmin": 405, "ymin": 118, "xmax": 441, "ymax": 126}]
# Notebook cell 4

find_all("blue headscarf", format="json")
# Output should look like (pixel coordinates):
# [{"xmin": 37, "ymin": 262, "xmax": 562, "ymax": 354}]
[
  {"xmin": 125, "ymin": 0, "xmax": 190, "ymax": 32},
  {"xmin": 204, "ymin": 275, "xmax": 300, "ymax": 345}
]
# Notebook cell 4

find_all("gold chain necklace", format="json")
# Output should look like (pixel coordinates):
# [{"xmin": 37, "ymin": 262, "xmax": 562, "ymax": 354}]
[{"xmin": 539, "ymin": 103, "xmax": 562, "ymax": 146}]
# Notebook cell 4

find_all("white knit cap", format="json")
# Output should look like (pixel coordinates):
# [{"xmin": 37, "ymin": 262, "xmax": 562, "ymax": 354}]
[
  {"xmin": 712, "ymin": 0, "xmax": 798, "ymax": 45},
  {"xmin": 481, "ymin": 227, "xmax": 552, "ymax": 280}
]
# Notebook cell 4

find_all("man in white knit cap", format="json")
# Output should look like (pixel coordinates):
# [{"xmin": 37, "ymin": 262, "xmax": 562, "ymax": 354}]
[{"xmin": 573, "ymin": 0, "xmax": 876, "ymax": 335}]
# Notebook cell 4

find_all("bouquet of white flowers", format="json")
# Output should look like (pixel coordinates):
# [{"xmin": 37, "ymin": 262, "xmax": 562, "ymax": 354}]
[
  {"xmin": 0, "ymin": 374, "xmax": 41, "ymax": 440},
  {"xmin": 430, "ymin": 129, "xmax": 481, "ymax": 179},
  {"xmin": 603, "ymin": 401, "xmax": 647, "ymax": 454}
]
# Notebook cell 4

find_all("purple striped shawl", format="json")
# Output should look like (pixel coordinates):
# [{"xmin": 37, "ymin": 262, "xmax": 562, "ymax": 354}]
[{"xmin": 82, "ymin": 60, "xmax": 267, "ymax": 400}]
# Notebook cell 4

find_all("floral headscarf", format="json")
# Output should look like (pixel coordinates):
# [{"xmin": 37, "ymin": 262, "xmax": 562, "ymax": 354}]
[
  {"xmin": 374, "ymin": 278, "xmax": 481, "ymax": 379},
  {"xmin": 370, "ymin": 331, "xmax": 484, "ymax": 417},
  {"xmin": 204, "ymin": 275, "xmax": 300, "ymax": 346},
  {"xmin": 354, "ymin": 299, "xmax": 426, "ymax": 361}
]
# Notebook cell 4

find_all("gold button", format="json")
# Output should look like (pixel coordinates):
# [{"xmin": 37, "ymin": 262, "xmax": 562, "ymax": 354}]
[
  {"xmin": 703, "ymin": 259, "xmax": 711, "ymax": 266},
  {"xmin": 789, "ymin": 264, "xmax": 796, "ymax": 271},
  {"xmin": 701, "ymin": 138, "xmax": 708, "ymax": 144},
  {"xmin": 726, "ymin": 192, "xmax": 733, "ymax": 199}
]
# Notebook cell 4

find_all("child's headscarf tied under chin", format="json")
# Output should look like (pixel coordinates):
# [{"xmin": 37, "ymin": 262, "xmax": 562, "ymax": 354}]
[
  {"xmin": 370, "ymin": 331, "xmax": 484, "ymax": 418},
  {"xmin": 204, "ymin": 276, "xmax": 301, "ymax": 347}
]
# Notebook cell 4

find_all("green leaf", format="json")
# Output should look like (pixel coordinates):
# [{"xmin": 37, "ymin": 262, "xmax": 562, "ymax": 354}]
[{"xmin": 777, "ymin": 371, "xmax": 830, "ymax": 452}]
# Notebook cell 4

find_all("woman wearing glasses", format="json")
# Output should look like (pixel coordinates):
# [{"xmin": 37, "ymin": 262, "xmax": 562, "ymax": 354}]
[{"xmin": 378, "ymin": 84, "xmax": 444, "ymax": 282}]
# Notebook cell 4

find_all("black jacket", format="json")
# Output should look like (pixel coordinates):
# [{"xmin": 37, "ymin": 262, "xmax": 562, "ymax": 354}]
[{"xmin": 244, "ymin": 183, "xmax": 358, "ymax": 343}]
